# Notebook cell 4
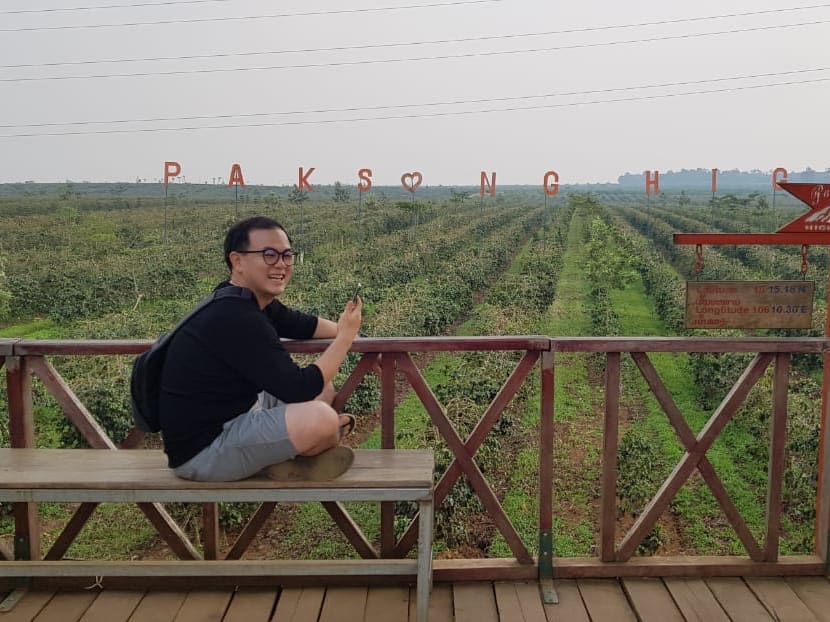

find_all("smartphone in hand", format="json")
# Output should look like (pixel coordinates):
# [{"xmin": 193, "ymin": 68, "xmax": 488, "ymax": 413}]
[{"xmin": 352, "ymin": 283, "xmax": 362, "ymax": 303}]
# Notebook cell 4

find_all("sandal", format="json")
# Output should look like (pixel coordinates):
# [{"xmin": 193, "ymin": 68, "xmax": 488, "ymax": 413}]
[
  {"xmin": 265, "ymin": 446, "xmax": 355, "ymax": 482},
  {"xmin": 339, "ymin": 413, "xmax": 356, "ymax": 440}
]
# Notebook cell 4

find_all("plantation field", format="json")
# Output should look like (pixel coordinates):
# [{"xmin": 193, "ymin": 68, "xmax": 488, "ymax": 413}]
[{"xmin": 0, "ymin": 185, "xmax": 825, "ymax": 562}]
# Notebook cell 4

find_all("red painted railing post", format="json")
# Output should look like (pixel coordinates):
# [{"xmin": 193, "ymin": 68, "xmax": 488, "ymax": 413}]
[
  {"xmin": 380, "ymin": 352, "xmax": 397, "ymax": 557},
  {"xmin": 538, "ymin": 350, "xmax": 555, "ymax": 587},
  {"xmin": 5, "ymin": 355, "xmax": 40, "ymax": 560},
  {"xmin": 765, "ymin": 352, "xmax": 789, "ymax": 561},
  {"xmin": 600, "ymin": 352, "xmax": 620, "ymax": 562},
  {"xmin": 817, "ymin": 261, "xmax": 830, "ymax": 566}
]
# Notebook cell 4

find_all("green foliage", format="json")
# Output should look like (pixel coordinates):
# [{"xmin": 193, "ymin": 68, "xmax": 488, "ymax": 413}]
[
  {"xmin": 332, "ymin": 181, "xmax": 350, "ymax": 203},
  {"xmin": 588, "ymin": 286, "xmax": 621, "ymax": 336},
  {"xmin": 263, "ymin": 192, "xmax": 282, "ymax": 212},
  {"xmin": 688, "ymin": 351, "xmax": 753, "ymax": 410},
  {"xmin": 434, "ymin": 352, "xmax": 516, "ymax": 406},
  {"xmin": 0, "ymin": 254, "xmax": 11, "ymax": 322},
  {"xmin": 585, "ymin": 219, "xmax": 637, "ymax": 291},
  {"xmin": 449, "ymin": 189, "xmax": 469, "ymax": 205},
  {"xmin": 617, "ymin": 429, "xmax": 664, "ymax": 515},
  {"xmin": 340, "ymin": 353, "xmax": 380, "ymax": 414},
  {"xmin": 581, "ymin": 215, "xmax": 637, "ymax": 340},
  {"xmin": 288, "ymin": 187, "xmax": 308, "ymax": 205},
  {"xmin": 637, "ymin": 525, "xmax": 665, "ymax": 555}
]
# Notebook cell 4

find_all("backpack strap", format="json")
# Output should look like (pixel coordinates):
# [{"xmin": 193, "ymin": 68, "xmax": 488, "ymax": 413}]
[
  {"xmin": 157, "ymin": 286, "xmax": 252, "ymax": 345},
  {"xmin": 212, "ymin": 285, "xmax": 253, "ymax": 304}
]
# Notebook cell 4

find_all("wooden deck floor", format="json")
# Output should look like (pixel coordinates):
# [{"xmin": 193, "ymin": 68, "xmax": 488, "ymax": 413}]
[{"xmin": 2, "ymin": 577, "xmax": 830, "ymax": 621}]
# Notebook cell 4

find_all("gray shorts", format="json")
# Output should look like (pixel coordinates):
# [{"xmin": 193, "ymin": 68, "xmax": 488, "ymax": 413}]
[{"xmin": 173, "ymin": 392, "xmax": 298, "ymax": 482}]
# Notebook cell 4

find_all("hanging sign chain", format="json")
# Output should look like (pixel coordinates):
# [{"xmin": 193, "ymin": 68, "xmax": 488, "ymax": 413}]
[
  {"xmin": 694, "ymin": 244, "xmax": 704, "ymax": 278},
  {"xmin": 801, "ymin": 244, "xmax": 809, "ymax": 279}
]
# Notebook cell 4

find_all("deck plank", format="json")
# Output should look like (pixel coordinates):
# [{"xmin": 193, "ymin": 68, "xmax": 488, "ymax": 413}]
[
  {"xmin": 746, "ymin": 577, "xmax": 820, "ymax": 621},
  {"xmin": 544, "ymin": 580, "xmax": 589, "ymax": 622},
  {"xmin": 222, "ymin": 587, "xmax": 278, "ymax": 622},
  {"xmin": 4, "ymin": 577, "xmax": 826, "ymax": 622},
  {"xmin": 622, "ymin": 578, "xmax": 683, "ymax": 622},
  {"xmin": 409, "ymin": 584, "xmax": 453, "ymax": 622},
  {"xmin": 127, "ymin": 590, "xmax": 187, "ymax": 622},
  {"xmin": 364, "ymin": 585, "xmax": 409, "ymax": 622},
  {"xmin": 788, "ymin": 578, "xmax": 830, "ymax": 622},
  {"xmin": 494, "ymin": 582, "xmax": 524, "ymax": 621},
  {"xmin": 512, "ymin": 582, "xmax": 547, "ymax": 622},
  {"xmin": 77, "ymin": 590, "xmax": 143, "ymax": 622},
  {"xmin": 577, "ymin": 579, "xmax": 637, "ymax": 622},
  {"xmin": 273, "ymin": 587, "xmax": 324, "ymax": 622},
  {"xmin": 318, "ymin": 587, "xmax": 368, "ymax": 622},
  {"xmin": 173, "ymin": 590, "xmax": 232, "ymax": 622},
  {"xmin": 453, "ymin": 583, "xmax": 497, "ymax": 622},
  {"xmin": 664, "ymin": 578, "xmax": 729, "ymax": 622},
  {"xmin": 31, "ymin": 591, "xmax": 96, "ymax": 622},
  {"xmin": 0, "ymin": 591, "xmax": 55, "ymax": 621},
  {"xmin": 706, "ymin": 577, "xmax": 774, "ymax": 622}
]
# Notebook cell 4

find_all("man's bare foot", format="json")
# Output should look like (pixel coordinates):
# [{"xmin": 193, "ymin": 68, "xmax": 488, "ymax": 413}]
[{"xmin": 339, "ymin": 413, "xmax": 356, "ymax": 440}]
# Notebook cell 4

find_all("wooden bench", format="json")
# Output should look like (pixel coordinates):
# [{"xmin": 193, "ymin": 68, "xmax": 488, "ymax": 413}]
[{"xmin": 0, "ymin": 447, "xmax": 435, "ymax": 622}]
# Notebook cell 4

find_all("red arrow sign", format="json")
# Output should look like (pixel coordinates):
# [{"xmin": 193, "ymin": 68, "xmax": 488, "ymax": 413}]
[{"xmin": 777, "ymin": 182, "xmax": 830, "ymax": 234}]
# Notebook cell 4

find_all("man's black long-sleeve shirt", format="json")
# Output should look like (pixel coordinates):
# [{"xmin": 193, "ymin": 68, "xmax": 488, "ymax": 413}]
[{"xmin": 159, "ymin": 282, "xmax": 324, "ymax": 467}]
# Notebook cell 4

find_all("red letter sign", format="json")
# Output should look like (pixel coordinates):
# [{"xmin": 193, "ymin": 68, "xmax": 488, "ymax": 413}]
[
  {"xmin": 543, "ymin": 171, "xmax": 559, "ymax": 197},
  {"xmin": 163, "ymin": 161, "xmax": 181, "ymax": 186},
  {"xmin": 645, "ymin": 170, "xmax": 659, "ymax": 196},
  {"xmin": 228, "ymin": 163, "xmax": 245, "ymax": 187},
  {"xmin": 480, "ymin": 171, "xmax": 496, "ymax": 196},
  {"xmin": 298, "ymin": 167, "xmax": 315, "ymax": 192},
  {"xmin": 772, "ymin": 167, "xmax": 788, "ymax": 190},
  {"xmin": 358, "ymin": 168, "xmax": 373, "ymax": 193}
]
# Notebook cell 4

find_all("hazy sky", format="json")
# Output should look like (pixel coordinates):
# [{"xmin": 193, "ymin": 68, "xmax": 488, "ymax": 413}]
[{"xmin": 1, "ymin": 0, "xmax": 828, "ymax": 186}]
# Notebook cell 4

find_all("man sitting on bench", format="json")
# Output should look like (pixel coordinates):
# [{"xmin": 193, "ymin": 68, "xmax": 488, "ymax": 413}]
[{"xmin": 159, "ymin": 216, "xmax": 362, "ymax": 482}]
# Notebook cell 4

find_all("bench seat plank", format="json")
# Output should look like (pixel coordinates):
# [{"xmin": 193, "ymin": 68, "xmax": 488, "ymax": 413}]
[
  {"xmin": 0, "ymin": 448, "xmax": 432, "ymax": 489},
  {"xmin": 0, "ymin": 449, "xmax": 433, "ymax": 503}
]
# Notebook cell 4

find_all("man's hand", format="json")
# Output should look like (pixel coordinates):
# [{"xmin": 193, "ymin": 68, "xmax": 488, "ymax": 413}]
[
  {"xmin": 314, "ymin": 297, "xmax": 363, "ymax": 384},
  {"xmin": 337, "ymin": 296, "xmax": 362, "ymax": 342}
]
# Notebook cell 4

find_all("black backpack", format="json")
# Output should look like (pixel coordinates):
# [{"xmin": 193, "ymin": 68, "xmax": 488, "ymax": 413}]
[{"xmin": 130, "ymin": 286, "xmax": 251, "ymax": 433}]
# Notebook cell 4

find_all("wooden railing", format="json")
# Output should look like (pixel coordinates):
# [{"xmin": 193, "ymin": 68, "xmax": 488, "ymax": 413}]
[{"xmin": 2, "ymin": 336, "xmax": 829, "ymax": 582}]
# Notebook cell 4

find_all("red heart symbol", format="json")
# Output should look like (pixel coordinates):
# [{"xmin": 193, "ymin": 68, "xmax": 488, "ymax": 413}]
[{"xmin": 401, "ymin": 172, "xmax": 423, "ymax": 193}]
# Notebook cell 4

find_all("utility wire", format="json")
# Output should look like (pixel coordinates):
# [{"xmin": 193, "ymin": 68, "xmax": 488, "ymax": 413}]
[
  {"xmin": 0, "ymin": 0, "xmax": 502, "ymax": 31},
  {"xmin": 2, "ymin": 77, "xmax": 826, "ymax": 138},
  {"xmin": 2, "ymin": 0, "xmax": 238, "ymax": 14},
  {"xmin": 2, "ymin": 20, "xmax": 827, "ymax": 82},
  {"xmin": 3, "ymin": 4, "xmax": 829, "ymax": 69},
  {"xmin": 2, "ymin": 67, "xmax": 825, "ymax": 129}
]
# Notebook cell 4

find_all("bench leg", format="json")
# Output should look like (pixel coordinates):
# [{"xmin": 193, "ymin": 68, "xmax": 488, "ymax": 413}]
[{"xmin": 416, "ymin": 496, "xmax": 434, "ymax": 622}]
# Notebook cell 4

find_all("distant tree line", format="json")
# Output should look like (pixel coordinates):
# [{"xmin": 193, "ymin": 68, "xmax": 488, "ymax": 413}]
[{"xmin": 617, "ymin": 167, "xmax": 829, "ymax": 191}]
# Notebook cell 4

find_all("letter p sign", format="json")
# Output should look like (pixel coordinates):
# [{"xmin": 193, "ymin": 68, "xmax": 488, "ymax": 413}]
[{"xmin": 164, "ymin": 161, "xmax": 181, "ymax": 186}]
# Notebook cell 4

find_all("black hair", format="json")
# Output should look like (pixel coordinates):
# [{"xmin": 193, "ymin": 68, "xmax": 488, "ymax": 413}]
[{"xmin": 223, "ymin": 216, "xmax": 290, "ymax": 270}]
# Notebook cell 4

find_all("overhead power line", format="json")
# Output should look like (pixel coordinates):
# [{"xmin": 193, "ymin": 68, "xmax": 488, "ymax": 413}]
[
  {"xmin": 3, "ymin": 4, "xmax": 829, "ymax": 69},
  {"xmin": 1, "ymin": 75, "xmax": 826, "ymax": 138},
  {"xmin": 0, "ymin": 0, "xmax": 502, "ymax": 31},
  {"xmin": 1, "ymin": 68, "xmax": 825, "ymax": 130},
  {"xmin": 2, "ymin": 20, "xmax": 827, "ymax": 82},
  {"xmin": 1, "ymin": 0, "xmax": 236, "ymax": 14}
]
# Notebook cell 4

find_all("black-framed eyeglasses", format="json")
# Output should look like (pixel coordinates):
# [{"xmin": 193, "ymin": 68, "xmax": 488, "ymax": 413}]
[{"xmin": 235, "ymin": 247, "xmax": 297, "ymax": 266}]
